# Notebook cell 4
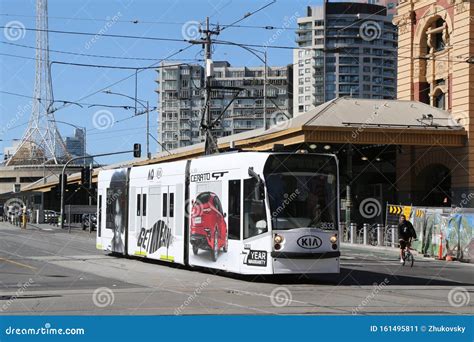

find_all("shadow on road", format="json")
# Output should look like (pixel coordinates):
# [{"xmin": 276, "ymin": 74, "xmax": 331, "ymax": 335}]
[{"xmin": 111, "ymin": 253, "xmax": 473, "ymax": 287}]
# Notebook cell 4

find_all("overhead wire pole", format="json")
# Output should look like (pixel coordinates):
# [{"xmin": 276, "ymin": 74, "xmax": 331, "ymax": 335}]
[
  {"xmin": 263, "ymin": 49, "xmax": 267, "ymax": 130},
  {"xmin": 196, "ymin": 17, "xmax": 220, "ymax": 155}
]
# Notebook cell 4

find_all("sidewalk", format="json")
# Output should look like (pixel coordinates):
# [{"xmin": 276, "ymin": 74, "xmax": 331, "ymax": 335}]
[
  {"xmin": 0, "ymin": 220, "xmax": 93, "ymax": 234},
  {"xmin": 341, "ymin": 242, "xmax": 473, "ymax": 265},
  {"xmin": 341, "ymin": 242, "xmax": 401, "ymax": 254},
  {"xmin": 341, "ymin": 242, "xmax": 434, "ymax": 262}
]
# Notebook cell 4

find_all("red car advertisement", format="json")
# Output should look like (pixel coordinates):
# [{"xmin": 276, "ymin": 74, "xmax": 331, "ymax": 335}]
[{"xmin": 190, "ymin": 192, "xmax": 228, "ymax": 261}]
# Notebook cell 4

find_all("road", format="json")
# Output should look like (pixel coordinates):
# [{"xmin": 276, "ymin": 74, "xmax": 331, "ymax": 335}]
[{"xmin": 0, "ymin": 222, "xmax": 472, "ymax": 315}]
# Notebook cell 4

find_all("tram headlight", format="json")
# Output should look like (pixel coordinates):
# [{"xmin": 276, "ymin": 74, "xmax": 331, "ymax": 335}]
[
  {"xmin": 274, "ymin": 234, "xmax": 284, "ymax": 244},
  {"xmin": 329, "ymin": 235, "xmax": 337, "ymax": 244}
]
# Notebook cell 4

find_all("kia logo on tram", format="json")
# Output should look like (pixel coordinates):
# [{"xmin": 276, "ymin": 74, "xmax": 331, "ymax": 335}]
[{"xmin": 297, "ymin": 235, "xmax": 322, "ymax": 249}]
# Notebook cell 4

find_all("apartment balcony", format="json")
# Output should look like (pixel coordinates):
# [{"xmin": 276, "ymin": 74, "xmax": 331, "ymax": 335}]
[
  {"xmin": 296, "ymin": 35, "xmax": 311, "ymax": 43},
  {"xmin": 295, "ymin": 27, "xmax": 311, "ymax": 34},
  {"xmin": 233, "ymin": 124, "xmax": 258, "ymax": 130}
]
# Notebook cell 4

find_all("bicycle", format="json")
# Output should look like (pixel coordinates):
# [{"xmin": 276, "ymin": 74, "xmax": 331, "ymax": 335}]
[{"xmin": 402, "ymin": 239, "xmax": 415, "ymax": 267}]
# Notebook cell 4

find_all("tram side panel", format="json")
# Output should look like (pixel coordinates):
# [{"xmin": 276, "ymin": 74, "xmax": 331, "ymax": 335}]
[
  {"xmin": 127, "ymin": 162, "xmax": 187, "ymax": 265},
  {"xmin": 188, "ymin": 153, "xmax": 273, "ymax": 274},
  {"xmin": 97, "ymin": 167, "xmax": 130, "ymax": 255}
]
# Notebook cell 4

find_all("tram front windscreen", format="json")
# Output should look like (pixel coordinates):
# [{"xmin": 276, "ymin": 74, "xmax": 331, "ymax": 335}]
[{"xmin": 264, "ymin": 154, "xmax": 338, "ymax": 231}]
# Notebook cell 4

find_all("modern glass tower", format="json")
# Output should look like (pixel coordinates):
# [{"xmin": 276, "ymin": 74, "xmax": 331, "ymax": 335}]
[{"xmin": 293, "ymin": 2, "xmax": 397, "ymax": 115}]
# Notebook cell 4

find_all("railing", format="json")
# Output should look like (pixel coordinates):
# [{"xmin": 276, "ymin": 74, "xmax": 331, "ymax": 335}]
[{"xmin": 341, "ymin": 222, "xmax": 398, "ymax": 248}]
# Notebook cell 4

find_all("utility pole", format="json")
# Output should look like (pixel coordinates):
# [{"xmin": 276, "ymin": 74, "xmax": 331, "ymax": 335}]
[
  {"xmin": 198, "ymin": 17, "xmax": 220, "ymax": 155},
  {"xmin": 146, "ymin": 101, "xmax": 150, "ymax": 159},
  {"xmin": 263, "ymin": 50, "xmax": 267, "ymax": 130}
]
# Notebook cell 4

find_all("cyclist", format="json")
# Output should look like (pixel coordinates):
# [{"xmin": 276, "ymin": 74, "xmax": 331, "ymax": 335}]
[{"xmin": 398, "ymin": 214, "xmax": 417, "ymax": 263}]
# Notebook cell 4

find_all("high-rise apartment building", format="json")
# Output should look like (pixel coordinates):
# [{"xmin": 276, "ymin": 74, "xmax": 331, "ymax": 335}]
[
  {"xmin": 293, "ymin": 2, "xmax": 397, "ymax": 115},
  {"xmin": 156, "ymin": 61, "xmax": 292, "ymax": 151}
]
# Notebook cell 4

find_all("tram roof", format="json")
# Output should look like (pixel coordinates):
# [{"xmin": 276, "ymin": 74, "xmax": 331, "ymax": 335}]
[{"xmin": 23, "ymin": 97, "xmax": 465, "ymax": 192}]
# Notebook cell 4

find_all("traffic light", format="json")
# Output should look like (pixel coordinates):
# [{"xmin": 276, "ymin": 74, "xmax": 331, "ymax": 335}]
[
  {"xmin": 81, "ymin": 167, "xmax": 91, "ymax": 188},
  {"xmin": 133, "ymin": 143, "xmax": 141, "ymax": 158}
]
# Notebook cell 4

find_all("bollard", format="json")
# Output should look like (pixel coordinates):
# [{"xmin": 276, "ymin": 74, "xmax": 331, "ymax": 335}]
[
  {"xmin": 391, "ymin": 225, "xmax": 398, "ymax": 248},
  {"xmin": 350, "ymin": 223, "xmax": 357, "ymax": 244},
  {"xmin": 339, "ymin": 222, "xmax": 345, "ymax": 242},
  {"xmin": 363, "ymin": 223, "xmax": 369, "ymax": 245},
  {"xmin": 377, "ymin": 224, "xmax": 384, "ymax": 246}
]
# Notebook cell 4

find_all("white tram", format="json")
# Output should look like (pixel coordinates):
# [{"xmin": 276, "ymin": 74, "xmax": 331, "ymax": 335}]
[{"xmin": 96, "ymin": 152, "xmax": 340, "ymax": 275}]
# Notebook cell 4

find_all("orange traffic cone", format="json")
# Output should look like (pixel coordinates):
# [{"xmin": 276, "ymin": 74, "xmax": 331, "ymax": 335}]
[{"xmin": 438, "ymin": 233, "xmax": 444, "ymax": 260}]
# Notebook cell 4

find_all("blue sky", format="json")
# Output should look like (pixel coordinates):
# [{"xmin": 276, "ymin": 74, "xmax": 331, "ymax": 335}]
[{"xmin": 0, "ymin": 0, "xmax": 324, "ymax": 164}]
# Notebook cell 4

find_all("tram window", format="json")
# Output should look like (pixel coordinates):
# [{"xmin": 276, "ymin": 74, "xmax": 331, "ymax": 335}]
[
  {"xmin": 136, "ymin": 194, "xmax": 141, "ymax": 216},
  {"xmin": 228, "ymin": 180, "xmax": 241, "ymax": 240},
  {"xmin": 243, "ymin": 178, "xmax": 268, "ymax": 239},
  {"xmin": 142, "ymin": 194, "xmax": 147, "ymax": 216},
  {"xmin": 163, "ymin": 193, "xmax": 168, "ymax": 217},
  {"xmin": 169, "ymin": 193, "xmax": 174, "ymax": 217},
  {"xmin": 106, "ymin": 188, "xmax": 118, "ymax": 229}
]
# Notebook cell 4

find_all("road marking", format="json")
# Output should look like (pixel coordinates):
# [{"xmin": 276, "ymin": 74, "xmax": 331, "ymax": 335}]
[{"xmin": 0, "ymin": 257, "xmax": 36, "ymax": 270}]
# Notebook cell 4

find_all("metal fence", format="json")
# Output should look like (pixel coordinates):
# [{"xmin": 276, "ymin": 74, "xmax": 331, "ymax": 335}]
[{"xmin": 341, "ymin": 222, "xmax": 399, "ymax": 248}]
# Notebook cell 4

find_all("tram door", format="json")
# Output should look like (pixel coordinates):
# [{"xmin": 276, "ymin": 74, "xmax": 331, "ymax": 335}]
[
  {"xmin": 136, "ymin": 187, "xmax": 148, "ymax": 255},
  {"xmin": 160, "ymin": 185, "xmax": 176, "ymax": 261}
]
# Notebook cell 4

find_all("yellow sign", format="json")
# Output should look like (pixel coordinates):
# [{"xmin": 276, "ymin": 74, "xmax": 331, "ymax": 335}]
[
  {"xmin": 403, "ymin": 206, "xmax": 412, "ymax": 218},
  {"xmin": 388, "ymin": 205, "xmax": 412, "ymax": 218},
  {"xmin": 389, "ymin": 205, "xmax": 402, "ymax": 215}
]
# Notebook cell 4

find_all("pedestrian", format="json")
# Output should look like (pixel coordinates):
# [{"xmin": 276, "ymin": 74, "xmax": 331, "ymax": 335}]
[{"xmin": 398, "ymin": 214, "xmax": 417, "ymax": 263}]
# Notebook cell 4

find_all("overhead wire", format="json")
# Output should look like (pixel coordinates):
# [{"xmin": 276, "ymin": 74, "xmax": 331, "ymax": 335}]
[{"xmin": 1, "ymin": 40, "xmax": 203, "ymax": 62}]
